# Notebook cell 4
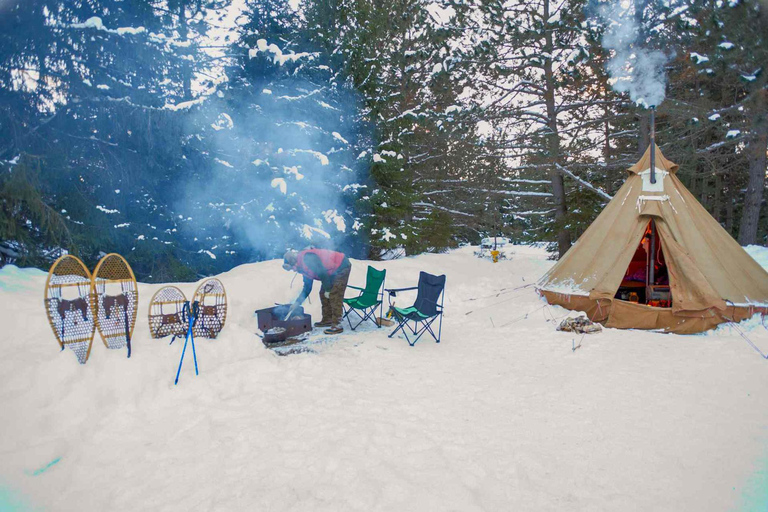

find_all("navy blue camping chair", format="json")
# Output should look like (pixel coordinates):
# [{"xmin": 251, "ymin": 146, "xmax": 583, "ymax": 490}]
[{"xmin": 386, "ymin": 271, "xmax": 445, "ymax": 346}]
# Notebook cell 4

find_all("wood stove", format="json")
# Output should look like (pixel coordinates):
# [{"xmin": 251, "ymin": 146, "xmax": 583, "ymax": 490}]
[{"xmin": 255, "ymin": 305, "xmax": 312, "ymax": 344}]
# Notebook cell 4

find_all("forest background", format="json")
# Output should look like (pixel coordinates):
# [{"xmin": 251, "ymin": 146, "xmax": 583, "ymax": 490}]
[{"xmin": 1, "ymin": 0, "xmax": 766, "ymax": 281}]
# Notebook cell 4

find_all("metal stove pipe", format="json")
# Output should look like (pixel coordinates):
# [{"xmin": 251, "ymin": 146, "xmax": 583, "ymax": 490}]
[{"xmin": 650, "ymin": 107, "xmax": 656, "ymax": 184}]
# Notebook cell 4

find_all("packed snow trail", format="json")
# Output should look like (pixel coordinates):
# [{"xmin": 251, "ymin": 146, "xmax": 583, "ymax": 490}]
[{"xmin": 2, "ymin": 246, "xmax": 768, "ymax": 511}]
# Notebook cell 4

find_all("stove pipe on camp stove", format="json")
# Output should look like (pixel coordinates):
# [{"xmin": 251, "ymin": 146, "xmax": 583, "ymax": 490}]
[{"xmin": 650, "ymin": 107, "xmax": 656, "ymax": 184}]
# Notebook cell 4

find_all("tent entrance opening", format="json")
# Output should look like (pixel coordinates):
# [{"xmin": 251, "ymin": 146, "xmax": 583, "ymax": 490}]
[{"xmin": 614, "ymin": 220, "xmax": 671, "ymax": 307}]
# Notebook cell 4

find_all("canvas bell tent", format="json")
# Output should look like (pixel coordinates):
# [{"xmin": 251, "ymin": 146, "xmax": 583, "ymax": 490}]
[{"xmin": 537, "ymin": 145, "xmax": 768, "ymax": 334}]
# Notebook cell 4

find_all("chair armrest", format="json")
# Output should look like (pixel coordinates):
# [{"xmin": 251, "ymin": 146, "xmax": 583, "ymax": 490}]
[
  {"xmin": 385, "ymin": 286, "xmax": 418, "ymax": 297},
  {"xmin": 346, "ymin": 285, "xmax": 364, "ymax": 291}
]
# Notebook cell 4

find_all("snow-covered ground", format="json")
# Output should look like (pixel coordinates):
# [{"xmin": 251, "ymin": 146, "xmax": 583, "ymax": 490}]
[{"xmin": 2, "ymin": 245, "xmax": 768, "ymax": 511}]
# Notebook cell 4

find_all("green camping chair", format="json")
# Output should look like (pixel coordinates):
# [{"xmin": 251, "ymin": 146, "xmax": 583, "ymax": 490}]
[{"xmin": 342, "ymin": 266, "xmax": 386, "ymax": 330}]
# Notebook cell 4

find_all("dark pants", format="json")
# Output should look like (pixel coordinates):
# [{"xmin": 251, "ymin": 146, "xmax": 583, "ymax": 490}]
[{"xmin": 320, "ymin": 265, "xmax": 351, "ymax": 325}]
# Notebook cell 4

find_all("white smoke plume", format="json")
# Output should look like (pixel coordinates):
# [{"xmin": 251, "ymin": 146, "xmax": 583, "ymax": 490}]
[{"xmin": 599, "ymin": 0, "xmax": 669, "ymax": 108}]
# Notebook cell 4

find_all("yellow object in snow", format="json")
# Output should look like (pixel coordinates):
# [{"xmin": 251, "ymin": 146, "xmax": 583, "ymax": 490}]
[{"xmin": 491, "ymin": 250, "xmax": 500, "ymax": 263}]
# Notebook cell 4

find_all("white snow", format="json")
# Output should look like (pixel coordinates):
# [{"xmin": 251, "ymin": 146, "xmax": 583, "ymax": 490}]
[
  {"xmin": 116, "ymin": 26, "xmax": 146, "ymax": 36},
  {"xmin": 709, "ymin": 113, "xmax": 721, "ymax": 121},
  {"xmin": 163, "ymin": 96, "xmax": 207, "ymax": 111},
  {"xmin": 249, "ymin": 38, "xmax": 317, "ymax": 65},
  {"xmin": 381, "ymin": 227, "xmax": 396, "ymax": 241},
  {"xmin": 342, "ymin": 183, "xmax": 366, "ymax": 192},
  {"xmin": 271, "ymin": 178, "xmax": 287, "ymax": 194},
  {"xmin": 290, "ymin": 149, "xmax": 329, "ymax": 166},
  {"xmin": 71, "ymin": 16, "xmax": 106, "ymax": 30},
  {"xmin": 211, "ymin": 113, "xmax": 234, "ymax": 131},
  {"xmin": 301, "ymin": 224, "xmax": 331, "ymax": 240},
  {"xmin": 332, "ymin": 132, "xmax": 348, "ymax": 144},
  {"xmin": 95, "ymin": 205, "xmax": 119, "ymax": 214},
  {"xmin": 373, "ymin": 153, "xmax": 386, "ymax": 163},
  {"xmin": 727, "ymin": 129, "xmax": 741, "ymax": 139},
  {"xmin": 3, "ymin": 246, "xmax": 768, "ymax": 511},
  {"xmin": 744, "ymin": 245, "xmax": 768, "ymax": 269},
  {"xmin": 215, "ymin": 158, "xmax": 233, "ymax": 168},
  {"xmin": 719, "ymin": 42, "xmax": 735, "ymax": 50},
  {"xmin": 262, "ymin": 89, "xmax": 273, "ymax": 95},
  {"xmin": 316, "ymin": 100, "xmax": 338, "ymax": 111},
  {"xmin": 70, "ymin": 17, "xmax": 146, "ymax": 36},
  {"xmin": 283, "ymin": 165, "xmax": 305, "ymax": 180},
  {"xmin": 426, "ymin": 3, "xmax": 455, "ymax": 25},
  {"xmin": 321, "ymin": 209, "xmax": 346, "ymax": 232},
  {"xmin": 690, "ymin": 52, "xmax": 710, "ymax": 64}
]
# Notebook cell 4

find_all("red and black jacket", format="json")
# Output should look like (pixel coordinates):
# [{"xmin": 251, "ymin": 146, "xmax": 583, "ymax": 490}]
[{"xmin": 295, "ymin": 249, "xmax": 350, "ymax": 302}]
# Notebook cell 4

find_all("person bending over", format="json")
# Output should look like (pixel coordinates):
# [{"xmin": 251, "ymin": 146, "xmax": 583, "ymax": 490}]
[{"xmin": 283, "ymin": 248, "xmax": 351, "ymax": 334}]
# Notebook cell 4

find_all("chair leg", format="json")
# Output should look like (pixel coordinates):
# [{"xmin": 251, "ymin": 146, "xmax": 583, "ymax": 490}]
[
  {"xmin": 343, "ymin": 305, "xmax": 353, "ymax": 329},
  {"xmin": 362, "ymin": 306, "xmax": 375, "ymax": 328},
  {"xmin": 344, "ymin": 303, "xmax": 384, "ymax": 331},
  {"xmin": 402, "ymin": 321, "xmax": 415, "ymax": 346},
  {"xmin": 347, "ymin": 307, "xmax": 367, "ymax": 331},
  {"xmin": 388, "ymin": 317, "xmax": 408, "ymax": 339},
  {"xmin": 404, "ymin": 316, "xmax": 441, "ymax": 346}
]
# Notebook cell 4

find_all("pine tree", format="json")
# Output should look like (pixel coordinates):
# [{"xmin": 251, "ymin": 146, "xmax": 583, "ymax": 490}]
[{"xmin": 669, "ymin": 0, "xmax": 768, "ymax": 244}]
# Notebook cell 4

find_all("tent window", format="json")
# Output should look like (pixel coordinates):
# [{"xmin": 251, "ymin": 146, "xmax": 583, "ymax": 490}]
[{"xmin": 615, "ymin": 220, "xmax": 672, "ymax": 307}]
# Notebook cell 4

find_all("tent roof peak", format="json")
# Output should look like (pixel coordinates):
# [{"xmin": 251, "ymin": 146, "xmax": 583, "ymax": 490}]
[{"xmin": 628, "ymin": 145, "xmax": 679, "ymax": 175}]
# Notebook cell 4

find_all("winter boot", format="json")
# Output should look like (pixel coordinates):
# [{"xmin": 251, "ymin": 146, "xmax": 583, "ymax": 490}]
[
  {"xmin": 323, "ymin": 324, "xmax": 343, "ymax": 335},
  {"xmin": 314, "ymin": 319, "xmax": 333, "ymax": 328}
]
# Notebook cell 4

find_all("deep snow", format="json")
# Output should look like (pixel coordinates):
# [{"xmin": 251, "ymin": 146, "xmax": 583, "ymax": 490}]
[{"xmin": 2, "ymin": 245, "xmax": 768, "ymax": 511}]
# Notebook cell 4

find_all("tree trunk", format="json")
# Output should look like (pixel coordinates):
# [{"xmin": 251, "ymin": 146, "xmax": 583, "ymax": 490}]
[
  {"xmin": 179, "ymin": 1, "xmax": 193, "ymax": 101},
  {"xmin": 738, "ymin": 90, "xmax": 768, "ymax": 245},
  {"xmin": 543, "ymin": 0, "xmax": 570, "ymax": 257},
  {"xmin": 603, "ymin": 99, "xmax": 614, "ymax": 195},
  {"xmin": 637, "ymin": 114, "xmax": 649, "ymax": 158},
  {"xmin": 689, "ymin": 160, "xmax": 699, "ymax": 199},
  {"xmin": 726, "ymin": 169, "xmax": 735, "ymax": 234},
  {"xmin": 700, "ymin": 176, "xmax": 709, "ymax": 211},
  {"xmin": 713, "ymin": 172, "xmax": 722, "ymax": 222}
]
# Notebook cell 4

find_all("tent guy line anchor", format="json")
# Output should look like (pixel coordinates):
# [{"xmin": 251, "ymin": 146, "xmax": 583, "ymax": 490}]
[
  {"xmin": 572, "ymin": 333, "xmax": 585, "ymax": 353},
  {"xmin": 728, "ymin": 320, "xmax": 768, "ymax": 360}
]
